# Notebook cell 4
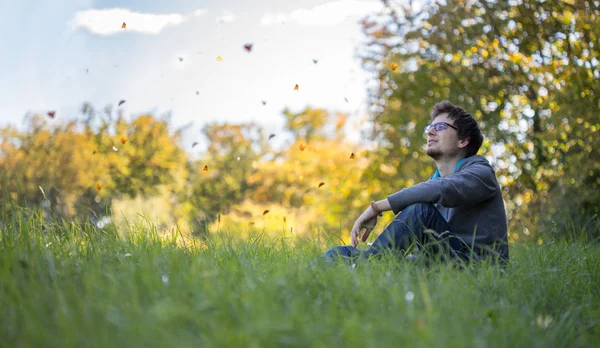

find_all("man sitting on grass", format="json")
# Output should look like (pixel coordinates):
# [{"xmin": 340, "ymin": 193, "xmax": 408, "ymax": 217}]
[{"xmin": 324, "ymin": 100, "xmax": 509, "ymax": 265}]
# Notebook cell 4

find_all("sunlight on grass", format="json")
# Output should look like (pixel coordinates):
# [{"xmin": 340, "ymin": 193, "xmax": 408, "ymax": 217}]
[{"xmin": 1, "ymin": 208, "xmax": 599, "ymax": 347}]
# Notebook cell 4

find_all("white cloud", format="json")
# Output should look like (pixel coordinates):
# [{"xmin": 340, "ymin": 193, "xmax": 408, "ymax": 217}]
[
  {"xmin": 71, "ymin": 8, "xmax": 206, "ymax": 36},
  {"xmin": 217, "ymin": 11, "xmax": 236, "ymax": 23},
  {"xmin": 260, "ymin": 0, "xmax": 383, "ymax": 27}
]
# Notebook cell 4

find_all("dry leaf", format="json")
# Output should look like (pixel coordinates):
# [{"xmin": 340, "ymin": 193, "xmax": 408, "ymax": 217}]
[
  {"xmin": 216, "ymin": 56, "xmax": 223, "ymax": 61},
  {"xmin": 120, "ymin": 136, "xmax": 127, "ymax": 144},
  {"xmin": 261, "ymin": 100, "xmax": 267, "ymax": 105},
  {"xmin": 294, "ymin": 84, "xmax": 299, "ymax": 91},
  {"xmin": 268, "ymin": 134, "xmax": 276, "ymax": 140},
  {"xmin": 192, "ymin": 142, "xmax": 199, "ymax": 148},
  {"xmin": 244, "ymin": 43, "xmax": 253, "ymax": 52},
  {"xmin": 96, "ymin": 183, "xmax": 102, "ymax": 190},
  {"xmin": 121, "ymin": 22, "xmax": 126, "ymax": 29},
  {"xmin": 263, "ymin": 210, "xmax": 269, "ymax": 215},
  {"xmin": 203, "ymin": 165, "xmax": 208, "ymax": 172},
  {"xmin": 118, "ymin": 100, "xmax": 126, "ymax": 106},
  {"xmin": 349, "ymin": 152, "xmax": 355, "ymax": 159},
  {"xmin": 299, "ymin": 144, "xmax": 307, "ymax": 151},
  {"xmin": 312, "ymin": 59, "xmax": 318, "ymax": 64},
  {"xmin": 47, "ymin": 111, "xmax": 55, "ymax": 118},
  {"xmin": 344, "ymin": 97, "xmax": 348, "ymax": 103},
  {"xmin": 178, "ymin": 57, "xmax": 183, "ymax": 62},
  {"xmin": 318, "ymin": 182, "xmax": 325, "ymax": 188},
  {"xmin": 391, "ymin": 63, "xmax": 399, "ymax": 71}
]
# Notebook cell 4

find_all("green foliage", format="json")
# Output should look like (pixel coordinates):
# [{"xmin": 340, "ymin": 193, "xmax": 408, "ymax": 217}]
[
  {"xmin": 361, "ymin": 0, "xmax": 600, "ymax": 239},
  {"xmin": 1, "ymin": 210, "xmax": 600, "ymax": 347}
]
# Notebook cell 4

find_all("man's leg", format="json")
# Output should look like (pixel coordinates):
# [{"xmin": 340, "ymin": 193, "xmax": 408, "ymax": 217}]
[
  {"xmin": 362, "ymin": 203, "xmax": 470, "ymax": 261},
  {"xmin": 323, "ymin": 245, "xmax": 363, "ymax": 264}
]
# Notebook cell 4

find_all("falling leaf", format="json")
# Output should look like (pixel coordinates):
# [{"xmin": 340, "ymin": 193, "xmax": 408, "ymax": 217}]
[
  {"xmin": 318, "ymin": 182, "xmax": 325, "ymax": 188},
  {"xmin": 192, "ymin": 142, "xmax": 199, "ymax": 148},
  {"xmin": 344, "ymin": 97, "xmax": 348, "ymax": 103},
  {"xmin": 244, "ymin": 43, "xmax": 253, "ymax": 52},
  {"xmin": 312, "ymin": 59, "xmax": 318, "ymax": 64},
  {"xmin": 261, "ymin": 100, "xmax": 267, "ymax": 105},
  {"xmin": 96, "ymin": 183, "xmax": 102, "ymax": 191},
  {"xmin": 203, "ymin": 165, "xmax": 208, "ymax": 172},
  {"xmin": 112, "ymin": 146, "xmax": 118, "ymax": 152},
  {"xmin": 47, "ymin": 111, "xmax": 55, "ymax": 118},
  {"xmin": 196, "ymin": 91, "xmax": 199, "ymax": 95},
  {"xmin": 391, "ymin": 63, "xmax": 399, "ymax": 71},
  {"xmin": 263, "ymin": 210, "xmax": 270, "ymax": 215},
  {"xmin": 92, "ymin": 150, "xmax": 97, "ymax": 154},
  {"xmin": 120, "ymin": 136, "xmax": 127, "ymax": 144},
  {"xmin": 216, "ymin": 56, "xmax": 223, "ymax": 61},
  {"xmin": 294, "ymin": 84, "xmax": 299, "ymax": 91},
  {"xmin": 118, "ymin": 100, "xmax": 126, "ymax": 106},
  {"xmin": 299, "ymin": 144, "xmax": 307, "ymax": 151},
  {"xmin": 268, "ymin": 134, "xmax": 276, "ymax": 140},
  {"xmin": 349, "ymin": 152, "xmax": 355, "ymax": 159},
  {"xmin": 178, "ymin": 57, "xmax": 183, "ymax": 62},
  {"xmin": 121, "ymin": 22, "xmax": 126, "ymax": 29}
]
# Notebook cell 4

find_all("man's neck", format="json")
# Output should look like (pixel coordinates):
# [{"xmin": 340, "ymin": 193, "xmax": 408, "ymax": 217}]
[{"xmin": 435, "ymin": 155, "xmax": 465, "ymax": 177}]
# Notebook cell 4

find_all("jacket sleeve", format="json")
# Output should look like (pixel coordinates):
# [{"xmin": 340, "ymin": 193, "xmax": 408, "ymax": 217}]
[{"xmin": 386, "ymin": 163, "xmax": 498, "ymax": 214}]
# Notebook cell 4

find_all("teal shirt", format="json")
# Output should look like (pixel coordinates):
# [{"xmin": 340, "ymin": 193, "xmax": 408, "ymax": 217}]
[{"xmin": 430, "ymin": 158, "xmax": 465, "ymax": 220}]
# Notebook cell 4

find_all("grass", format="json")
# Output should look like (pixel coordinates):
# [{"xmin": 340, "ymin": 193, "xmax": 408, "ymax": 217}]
[{"xmin": 1, "ymin": 208, "xmax": 600, "ymax": 348}]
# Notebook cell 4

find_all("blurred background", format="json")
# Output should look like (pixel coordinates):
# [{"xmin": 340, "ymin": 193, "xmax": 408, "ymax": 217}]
[{"xmin": 1, "ymin": 0, "xmax": 599, "ymax": 243}]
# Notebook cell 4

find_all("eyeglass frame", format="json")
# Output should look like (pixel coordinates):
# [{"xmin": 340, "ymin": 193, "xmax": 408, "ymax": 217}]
[{"xmin": 424, "ymin": 121, "xmax": 458, "ymax": 134}]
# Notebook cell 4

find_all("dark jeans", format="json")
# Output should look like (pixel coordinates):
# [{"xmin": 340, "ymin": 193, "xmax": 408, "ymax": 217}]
[{"xmin": 323, "ymin": 203, "xmax": 473, "ymax": 264}]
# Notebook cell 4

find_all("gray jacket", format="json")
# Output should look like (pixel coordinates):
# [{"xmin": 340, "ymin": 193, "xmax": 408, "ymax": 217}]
[{"xmin": 386, "ymin": 155, "xmax": 509, "ymax": 261}]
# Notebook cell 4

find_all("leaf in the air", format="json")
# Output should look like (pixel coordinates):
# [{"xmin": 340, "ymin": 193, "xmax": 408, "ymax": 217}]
[
  {"xmin": 47, "ymin": 111, "xmax": 55, "ymax": 118},
  {"xmin": 391, "ymin": 63, "xmax": 398, "ymax": 71},
  {"xmin": 120, "ymin": 137, "xmax": 127, "ymax": 144},
  {"xmin": 349, "ymin": 152, "xmax": 355, "ymax": 159},
  {"xmin": 244, "ymin": 43, "xmax": 253, "ymax": 52},
  {"xmin": 203, "ymin": 165, "xmax": 208, "ymax": 172},
  {"xmin": 312, "ymin": 59, "xmax": 318, "ymax": 64},
  {"xmin": 118, "ymin": 100, "xmax": 126, "ymax": 106},
  {"xmin": 178, "ymin": 57, "xmax": 183, "ymax": 62},
  {"xmin": 318, "ymin": 182, "xmax": 325, "ymax": 188},
  {"xmin": 263, "ymin": 210, "xmax": 269, "ymax": 215},
  {"xmin": 294, "ymin": 84, "xmax": 299, "ymax": 91},
  {"xmin": 192, "ymin": 142, "xmax": 199, "ymax": 148},
  {"xmin": 216, "ymin": 56, "xmax": 223, "ymax": 61},
  {"xmin": 121, "ymin": 22, "xmax": 126, "ymax": 29},
  {"xmin": 268, "ymin": 134, "xmax": 276, "ymax": 140},
  {"xmin": 261, "ymin": 100, "xmax": 267, "ymax": 105},
  {"xmin": 299, "ymin": 144, "xmax": 307, "ymax": 151},
  {"xmin": 96, "ymin": 183, "xmax": 102, "ymax": 190}
]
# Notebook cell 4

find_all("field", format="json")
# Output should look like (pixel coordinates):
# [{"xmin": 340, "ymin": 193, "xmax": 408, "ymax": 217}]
[{"xmin": 1, "ymin": 209, "xmax": 599, "ymax": 348}]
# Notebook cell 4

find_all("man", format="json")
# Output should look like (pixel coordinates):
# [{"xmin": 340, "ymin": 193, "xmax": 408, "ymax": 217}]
[{"xmin": 324, "ymin": 101, "xmax": 509, "ymax": 264}]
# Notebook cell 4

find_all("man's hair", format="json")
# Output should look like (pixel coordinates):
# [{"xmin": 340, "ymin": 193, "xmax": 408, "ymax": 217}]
[{"xmin": 430, "ymin": 100, "xmax": 483, "ymax": 157}]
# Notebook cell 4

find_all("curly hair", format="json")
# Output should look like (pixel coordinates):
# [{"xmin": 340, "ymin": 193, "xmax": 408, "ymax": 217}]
[{"xmin": 430, "ymin": 101, "xmax": 483, "ymax": 157}]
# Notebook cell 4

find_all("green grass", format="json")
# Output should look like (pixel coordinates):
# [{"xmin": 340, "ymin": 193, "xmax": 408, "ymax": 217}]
[{"xmin": 1, "ymin": 208, "xmax": 600, "ymax": 348}]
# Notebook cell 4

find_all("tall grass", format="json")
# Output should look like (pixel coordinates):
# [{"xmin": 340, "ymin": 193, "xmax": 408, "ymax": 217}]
[{"xmin": 1, "ymin": 207, "xmax": 599, "ymax": 347}]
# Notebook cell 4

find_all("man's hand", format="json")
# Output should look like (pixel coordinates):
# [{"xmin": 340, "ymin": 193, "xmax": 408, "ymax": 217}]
[{"xmin": 350, "ymin": 206, "xmax": 378, "ymax": 247}]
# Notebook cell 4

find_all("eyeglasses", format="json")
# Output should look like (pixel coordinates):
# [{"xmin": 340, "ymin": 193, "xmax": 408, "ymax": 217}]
[{"xmin": 424, "ymin": 122, "xmax": 458, "ymax": 134}]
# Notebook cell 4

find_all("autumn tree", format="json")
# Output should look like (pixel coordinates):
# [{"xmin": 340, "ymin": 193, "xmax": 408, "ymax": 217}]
[{"xmin": 361, "ymin": 0, "xmax": 600, "ymax": 239}]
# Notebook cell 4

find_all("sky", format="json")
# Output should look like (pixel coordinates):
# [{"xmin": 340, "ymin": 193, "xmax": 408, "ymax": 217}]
[{"xmin": 0, "ymin": 0, "xmax": 385, "ymax": 150}]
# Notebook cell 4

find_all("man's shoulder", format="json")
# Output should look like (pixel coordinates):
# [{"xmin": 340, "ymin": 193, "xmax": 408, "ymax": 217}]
[{"xmin": 458, "ymin": 155, "xmax": 493, "ymax": 171}]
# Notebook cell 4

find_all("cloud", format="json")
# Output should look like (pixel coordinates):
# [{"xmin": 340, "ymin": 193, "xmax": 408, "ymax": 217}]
[
  {"xmin": 260, "ymin": 0, "xmax": 383, "ymax": 27},
  {"xmin": 71, "ymin": 8, "xmax": 206, "ymax": 36},
  {"xmin": 216, "ymin": 11, "xmax": 236, "ymax": 23}
]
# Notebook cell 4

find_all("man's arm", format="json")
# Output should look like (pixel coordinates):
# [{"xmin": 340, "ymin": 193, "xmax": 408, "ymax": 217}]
[{"xmin": 385, "ymin": 163, "xmax": 498, "ymax": 214}]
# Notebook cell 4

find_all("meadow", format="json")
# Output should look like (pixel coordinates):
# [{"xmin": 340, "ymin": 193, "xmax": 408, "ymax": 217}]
[{"xmin": 1, "ymin": 208, "xmax": 599, "ymax": 348}]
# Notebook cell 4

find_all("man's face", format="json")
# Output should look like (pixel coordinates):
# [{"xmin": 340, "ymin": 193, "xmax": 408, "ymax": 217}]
[{"xmin": 425, "ymin": 113, "xmax": 467, "ymax": 159}]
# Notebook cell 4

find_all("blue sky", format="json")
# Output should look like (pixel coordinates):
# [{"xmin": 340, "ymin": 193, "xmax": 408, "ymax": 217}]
[{"xmin": 0, "ymin": 0, "xmax": 384, "ymax": 148}]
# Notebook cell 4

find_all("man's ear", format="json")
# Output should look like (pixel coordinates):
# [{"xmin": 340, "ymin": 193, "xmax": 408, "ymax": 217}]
[{"xmin": 458, "ymin": 137, "xmax": 470, "ymax": 149}]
